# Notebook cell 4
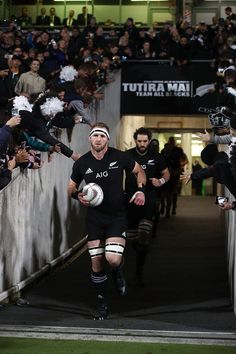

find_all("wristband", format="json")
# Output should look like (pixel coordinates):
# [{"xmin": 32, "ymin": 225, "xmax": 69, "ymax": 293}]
[
  {"xmin": 137, "ymin": 184, "xmax": 145, "ymax": 193},
  {"xmin": 159, "ymin": 178, "xmax": 166, "ymax": 185},
  {"xmin": 71, "ymin": 191, "xmax": 79, "ymax": 200}
]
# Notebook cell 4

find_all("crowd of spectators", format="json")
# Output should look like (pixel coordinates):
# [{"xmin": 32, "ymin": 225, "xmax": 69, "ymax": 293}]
[
  {"xmin": 1, "ymin": 5, "xmax": 236, "ymax": 190},
  {"xmin": 180, "ymin": 63, "xmax": 236, "ymax": 211}
]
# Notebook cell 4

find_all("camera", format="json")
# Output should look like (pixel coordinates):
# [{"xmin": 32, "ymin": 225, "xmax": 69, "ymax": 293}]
[
  {"xmin": 215, "ymin": 196, "xmax": 228, "ymax": 205},
  {"xmin": 11, "ymin": 107, "xmax": 20, "ymax": 117}
]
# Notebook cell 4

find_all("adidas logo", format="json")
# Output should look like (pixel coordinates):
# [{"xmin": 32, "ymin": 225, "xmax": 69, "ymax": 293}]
[
  {"xmin": 147, "ymin": 159, "xmax": 155, "ymax": 165},
  {"xmin": 85, "ymin": 168, "xmax": 93, "ymax": 174}
]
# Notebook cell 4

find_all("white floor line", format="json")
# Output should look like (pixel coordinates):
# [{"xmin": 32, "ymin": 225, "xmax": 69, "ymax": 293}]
[{"xmin": 0, "ymin": 325, "xmax": 236, "ymax": 346}]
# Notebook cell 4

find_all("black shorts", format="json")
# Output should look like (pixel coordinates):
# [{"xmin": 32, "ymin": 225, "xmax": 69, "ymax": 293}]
[{"xmin": 87, "ymin": 210, "xmax": 127, "ymax": 242}]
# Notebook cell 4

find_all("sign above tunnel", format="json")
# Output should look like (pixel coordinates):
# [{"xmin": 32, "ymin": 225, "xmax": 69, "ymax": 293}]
[{"xmin": 120, "ymin": 61, "xmax": 219, "ymax": 115}]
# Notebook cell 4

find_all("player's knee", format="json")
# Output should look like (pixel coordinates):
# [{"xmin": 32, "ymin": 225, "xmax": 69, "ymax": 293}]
[
  {"xmin": 106, "ymin": 254, "xmax": 121, "ymax": 268},
  {"xmin": 126, "ymin": 229, "xmax": 138, "ymax": 240},
  {"xmin": 138, "ymin": 220, "xmax": 153, "ymax": 235},
  {"xmin": 105, "ymin": 242, "xmax": 125, "ymax": 267},
  {"xmin": 138, "ymin": 220, "xmax": 153, "ymax": 244}
]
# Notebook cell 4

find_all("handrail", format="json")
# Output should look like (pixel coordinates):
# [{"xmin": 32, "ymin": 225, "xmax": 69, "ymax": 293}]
[{"xmin": 121, "ymin": 59, "xmax": 214, "ymax": 63}]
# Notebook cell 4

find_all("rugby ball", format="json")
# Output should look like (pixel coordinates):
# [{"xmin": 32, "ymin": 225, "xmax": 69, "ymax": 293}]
[{"xmin": 82, "ymin": 183, "xmax": 104, "ymax": 207}]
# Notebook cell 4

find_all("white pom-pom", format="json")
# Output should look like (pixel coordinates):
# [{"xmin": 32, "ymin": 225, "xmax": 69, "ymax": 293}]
[
  {"xmin": 13, "ymin": 96, "xmax": 33, "ymax": 112},
  {"xmin": 40, "ymin": 97, "xmax": 65, "ymax": 117},
  {"xmin": 82, "ymin": 183, "xmax": 104, "ymax": 207},
  {"xmin": 227, "ymin": 87, "xmax": 236, "ymax": 97},
  {"xmin": 59, "ymin": 65, "xmax": 78, "ymax": 82}
]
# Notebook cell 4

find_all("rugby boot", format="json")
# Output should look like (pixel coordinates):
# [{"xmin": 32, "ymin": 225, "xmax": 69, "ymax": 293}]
[{"xmin": 93, "ymin": 296, "xmax": 109, "ymax": 320}]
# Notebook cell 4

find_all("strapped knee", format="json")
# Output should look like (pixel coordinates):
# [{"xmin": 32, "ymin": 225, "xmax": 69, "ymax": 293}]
[
  {"xmin": 105, "ymin": 243, "xmax": 125, "ymax": 256},
  {"xmin": 126, "ymin": 228, "xmax": 138, "ymax": 240},
  {"xmin": 138, "ymin": 220, "xmax": 153, "ymax": 235},
  {"xmin": 88, "ymin": 246, "xmax": 105, "ymax": 258}
]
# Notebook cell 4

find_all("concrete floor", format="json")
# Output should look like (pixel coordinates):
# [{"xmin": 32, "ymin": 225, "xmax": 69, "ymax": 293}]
[{"xmin": 0, "ymin": 195, "xmax": 235, "ymax": 333}]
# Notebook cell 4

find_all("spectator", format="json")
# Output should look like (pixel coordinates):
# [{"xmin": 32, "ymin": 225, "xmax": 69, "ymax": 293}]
[
  {"xmin": 36, "ymin": 52, "xmax": 52, "ymax": 82},
  {"xmin": 82, "ymin": 16, "xmax": 98, "ymax": 39},
  {"xmin": 120, "ymin": 45, "xmax": 135, "ymax": 60},
  {"xmin": 121, "ymin": 18, "xmax": 140, "ymax": 46},
  {"xmin": 118, "ymin": 31, "xmax": 130, "ymax": 49},
  {"xmin": 0, "ymin": 60, "xmax": 9, "ymax": 110},
  {"xmin": 67, "ymin": 27, "xmax": 84, "ymax": 64},
  {"xmin": 34, "ymin": 31, "xmax": 51, "ymax": 54},
  {"xmin": 14, "ymin": 59, "xmax": 46, "ymax": 97},
  {"xmin": 36, "ymin": 8, "xmax": 50, "ymax": 26},
  {"xmin": 50, "ymin": 39, "xmax": 69, "ymax": 68},
  {"xmin": 12, "ymin": 95, "xmax": 80, "ymax": 161},
  {"xmin": 180, "ymin": 143, "xmax": 236, "ymax": 199},
  {"xmin": 93, "ymin": 26, "xmax": 107, "ymax": 49},
  {"xmin": 174, "ymin": 36, "xmax": 192, "ymax": 66},
  {"xmin": 225, "ymin": 6, "xmax": 236, "ymax": 32},
  {"xmin": 155, "ymin": 31, "xmax": 175, "ymax": 60},
  {"xmin": 49, "ymin": 7, "xmax": 61, "ymax": 27},
  {"xmin": 69, "ymin": 77, "xmax": 95, "ymax": 125},
  {"xmin": 0, "ymin": 156, "xmax": 16, "ymax": 190},
  {"xmin": 0, "ymin": 116, "xmax": 21, "ymax": 154},
  {"xmin": 135, "ymin": 40, "xmax": 156, "ymax": 59},
  {"xmin": 5, "ymin": 55, "xmax": 24, "ymax": 101},
  {"xmin": 21, "ymin": 48, "xmax": 39, "ymax": 71},
  {"xmin": 77, "ymin": 6, "xmax": 93, "ymax": 27},
  {"xmin": 63, "ymin": 10, "xmax": 78, "ymax": 28},
  {"xmin": 0, "ymin": 31, "xmax": 15, "ymax": 55},
  {"xmin": 17, "ymin": 7, "xmax": 32, "ymax": 28}
]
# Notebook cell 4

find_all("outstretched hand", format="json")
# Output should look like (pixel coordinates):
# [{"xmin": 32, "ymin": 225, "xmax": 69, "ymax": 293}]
[
  {"xmin": 180, "ymin": 173, "xmax": 191, "ymax": 184},
  {"xmin": 218, "ymin": 201, "xmax": 234, "ymax": 211},
  {"xmin": 196, "ymin": 129, "xmax": 211, "ymax": 142}
]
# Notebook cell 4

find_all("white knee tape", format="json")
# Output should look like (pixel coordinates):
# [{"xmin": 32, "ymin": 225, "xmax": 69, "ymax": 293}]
[
  {"xmin": 105, "ymin": 243, "xmax": 125, "ymax": 255},
  {"xmin": 88, "ymin": 246, "xmax": 105, "ymax": 258}
]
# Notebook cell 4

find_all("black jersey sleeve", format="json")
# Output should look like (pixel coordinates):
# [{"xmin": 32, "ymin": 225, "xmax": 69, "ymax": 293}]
[
  {"xmin": 120, "ymin": 150, "xmax": 136, "ymax": 173},
  {"xmin": 70, "ymin": 160, "xmax": 84, "ymax": 186}
]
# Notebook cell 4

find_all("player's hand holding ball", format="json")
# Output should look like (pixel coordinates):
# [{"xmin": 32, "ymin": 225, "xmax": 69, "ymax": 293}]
[{"xmin": 80, "ymin": 183, "xmax": 104, "ymax": 207}]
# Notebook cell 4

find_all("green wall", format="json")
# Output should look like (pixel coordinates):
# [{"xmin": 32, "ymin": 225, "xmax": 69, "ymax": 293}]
[{"xmin": 1, "ymin": 3, "xmax": 172, "ymax": 26}]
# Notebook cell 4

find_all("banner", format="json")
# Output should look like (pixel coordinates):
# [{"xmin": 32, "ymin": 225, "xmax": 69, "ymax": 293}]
[{"xmin": 120, "ymin": 61, "xmax": 219, "ymax": 115}]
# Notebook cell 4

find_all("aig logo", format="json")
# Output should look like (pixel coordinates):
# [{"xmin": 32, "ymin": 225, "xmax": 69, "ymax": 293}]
[
  {"xmin": 96, "ymin": 171, "xmax": 108, "ymax": 178},
  {"xmin": 141, "ymin": 165, "xmax": 146, "ymax": 170}
]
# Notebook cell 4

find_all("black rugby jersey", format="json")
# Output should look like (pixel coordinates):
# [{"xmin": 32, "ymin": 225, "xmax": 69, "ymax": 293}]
[
  {"xmin": 71, "ymin": 147, "xmax": 135, "ymax": 215},
  {"xmin": 125, "ymin": 148, "xmax": 167, "ymax": 195}
]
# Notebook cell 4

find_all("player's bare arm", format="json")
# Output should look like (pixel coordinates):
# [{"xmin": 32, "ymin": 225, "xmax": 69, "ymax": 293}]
[
  {"xmin": 151, "ymin": 167, "xmax": 170, "ymax": 187},
  {"xmin": 67, "ymin": 178, "xmax": 89, "ymax": 206},
  {"xmin": 129, "ymin": 162, "xmax": 146, "ymax": 206}
]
